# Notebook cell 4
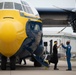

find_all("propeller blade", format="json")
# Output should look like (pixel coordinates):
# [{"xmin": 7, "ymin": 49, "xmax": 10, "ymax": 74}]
[
  {"xmin": 57, "ymin": 27, "xmax": 67, "ymax": 33},
  {"xmin": 53, "ymin": 5, "xmax": 75, "ymax": 13}
]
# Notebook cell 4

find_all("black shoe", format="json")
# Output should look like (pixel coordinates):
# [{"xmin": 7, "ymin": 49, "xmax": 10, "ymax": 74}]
[
  {"xmin": 54, "ymin": 68, "xmax": 59, "ymax": 70},
  {"xmin": 66, "ymin": 69, "xmax": 72, "ymax": 71}
]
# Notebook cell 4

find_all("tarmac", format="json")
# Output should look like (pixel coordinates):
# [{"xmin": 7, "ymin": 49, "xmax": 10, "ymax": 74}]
[{"xmin": 0, "ymin": 59, "xmax": 76, "ymax": 75}]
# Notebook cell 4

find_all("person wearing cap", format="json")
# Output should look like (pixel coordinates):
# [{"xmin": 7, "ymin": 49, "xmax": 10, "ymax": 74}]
[{"xmin": 61, "ymin": 41, "xmax": 72, "ymax": 71}]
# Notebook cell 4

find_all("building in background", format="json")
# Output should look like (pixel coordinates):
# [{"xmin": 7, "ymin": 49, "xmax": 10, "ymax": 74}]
[{"xmin": 43, "ymin": 31, "xmax": 76, "ymax": 57}]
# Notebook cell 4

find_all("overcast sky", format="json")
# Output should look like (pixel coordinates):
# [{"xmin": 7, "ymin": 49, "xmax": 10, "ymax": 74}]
[
  {"xmin": 26, "ymin": 0, "xmax": 76, "ymax": 34},
  {"xmin": 27, "ymin": 0, "xmax": 75, "ymax": 8}
]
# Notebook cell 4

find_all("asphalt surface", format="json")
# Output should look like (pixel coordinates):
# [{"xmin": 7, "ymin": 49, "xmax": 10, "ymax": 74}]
[{"xmin": 0, "ymin": 60, "xmax": 76, "ymax": 75}]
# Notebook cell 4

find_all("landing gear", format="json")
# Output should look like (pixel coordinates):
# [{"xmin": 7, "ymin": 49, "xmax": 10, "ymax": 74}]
[
  {"xmin": 1, "ymin": 55, "xmax": 16, "ymax": 70},
  {"xmin": 10, "ymin": 56, "xmax": 16, "ymax": 70},
  {"xmin": 1, "ymin": 55, "xmax": 7, "ymax": 70},
  {"xmin": 34, "ymin": 59, "xmax": 42, "ymax": 67}
]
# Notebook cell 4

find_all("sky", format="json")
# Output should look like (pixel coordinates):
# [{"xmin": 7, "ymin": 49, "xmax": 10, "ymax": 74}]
[
  {"xmin": 27, "ymin": 0, "xmax": 75, "ymax": 9},
  {"xmin": 26, "ymin": 0, "xmax": 76, "ymax": 34}
]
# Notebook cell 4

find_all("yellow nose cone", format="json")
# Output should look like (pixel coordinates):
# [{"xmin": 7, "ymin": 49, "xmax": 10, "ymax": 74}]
[{"xmin": 0, "ymin": 21, "xmax": 16, "ymax": 43}]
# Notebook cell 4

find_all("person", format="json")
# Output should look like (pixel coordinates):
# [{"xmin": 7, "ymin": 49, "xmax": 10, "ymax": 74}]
[
  {"xmin": 61, "ymin": 41, "xmax": 72, "ymax": 71},
  {"xmin": 52, "ymin": 41, "xmax": 60, "ymax": 70},
  {"xmin": 19, "ymin": 58, "xmax": 26, "ymax": 65}
]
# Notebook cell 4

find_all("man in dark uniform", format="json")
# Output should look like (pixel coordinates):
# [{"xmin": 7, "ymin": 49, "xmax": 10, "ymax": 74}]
[
  {"xmin": 61, "ymin": 41, "xmax": 72, "ymax": 71},
  {"xmin": 52, "ymin": 41, "xmax": 60, "ymax": 70}
]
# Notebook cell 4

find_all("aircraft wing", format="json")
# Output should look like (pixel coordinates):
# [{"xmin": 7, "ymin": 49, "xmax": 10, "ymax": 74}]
[
  {"xmin": 36, "ymin": 8, "xmax": 73, "ymax": 27},
  {"xmin": 36, "ymin": 8, "xmax": 76, "ymax": 32}
]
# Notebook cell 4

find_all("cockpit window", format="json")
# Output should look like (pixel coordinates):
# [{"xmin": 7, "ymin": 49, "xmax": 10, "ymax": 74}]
[
  {"xmin": 23, "ymin": 5, "xmax": 27, "ymax": 12},
  {"xmin": 0, "ymin": 2, "xmax": 3, "ymax": 9},
  {"xmin": 25, "ymin": 6, "xmax": 33, "ymax": 14},
  {"xmin": 4, "ymin": 2, "xmax": 13, "ymax": 9},
  {"xmin": 30, "ymin": 22, "xmax": 42, "ymax": 31},
  {"xmin": 0, "ymin": 1, "xmax": 35, "ymax": 15},
  {"xmin": 27, "ymin": 7, "xmax": 33, "ymax": 14},
  {"xmin": 21, "ymin": 1, "xmax": 29, "ymax": 6},
  {"xmin": 34, "ymin": 24, "xmax": 41, "ymax": 31},
  {"xmin": 22, "ymin": 5, "xmax": 33, "ymax": 14},
  {"xmin": 14, "ymin": 3, "xmax": 22, "ymax": 11},
  {"xmin": 21, "ymin": 1, "xmax": 33, "ymax": 14}
]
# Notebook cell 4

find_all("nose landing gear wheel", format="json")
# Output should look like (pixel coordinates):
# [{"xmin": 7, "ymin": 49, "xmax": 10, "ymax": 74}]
[
  {"xmin": 34, "ymin": 59, "xmax": 42, "ymax": 67},
  {"xmin": 1, "ymin": 56, "xmax": 7, "ymax": 70},
  {"xmin": 10, "ymin": 56, "xmax": 16, "ymax": 70}
]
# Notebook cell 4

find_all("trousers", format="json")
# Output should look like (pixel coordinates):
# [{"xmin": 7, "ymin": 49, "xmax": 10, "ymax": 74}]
[{"xmin": 66, "ymin": 56, "xmax": 72, "ymax": 69}]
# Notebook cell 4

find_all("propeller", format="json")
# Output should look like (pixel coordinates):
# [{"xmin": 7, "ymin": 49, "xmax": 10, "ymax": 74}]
[
  {"xmin": 53, "ymin": 4, "xmax": 76, "ymax": 33},
  {"xmin": 57, "ymin": 17, "xmax": 76, "ymax": 34},
  {"xmin": 53, "ymin": 5, "xmax": 75, "ymax": 13},
  {"xmin": 57, "ymin": 27, "xmax": 67, "ymax": 33}
]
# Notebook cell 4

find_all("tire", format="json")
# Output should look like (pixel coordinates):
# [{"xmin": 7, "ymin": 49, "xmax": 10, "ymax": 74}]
[
  {"xmin": 1, "ymin": 55, "xmax": 7, "ymax": 70},
  {"xmin": 10, "ymin": 56, "xmax": 16, "ymax": 70},
  {"xmin": 34, "ymin": 60, "xmax": 42, "ymax": 67}
]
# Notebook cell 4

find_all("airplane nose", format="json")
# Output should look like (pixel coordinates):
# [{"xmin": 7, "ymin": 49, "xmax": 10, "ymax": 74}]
[
  {"xmin": 0, "ymin": 20, "xmax": 27, "ymax": 57},
  {"xmin": 0, "ymin": 21, "xmax": 16, "ymax": 43}
]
